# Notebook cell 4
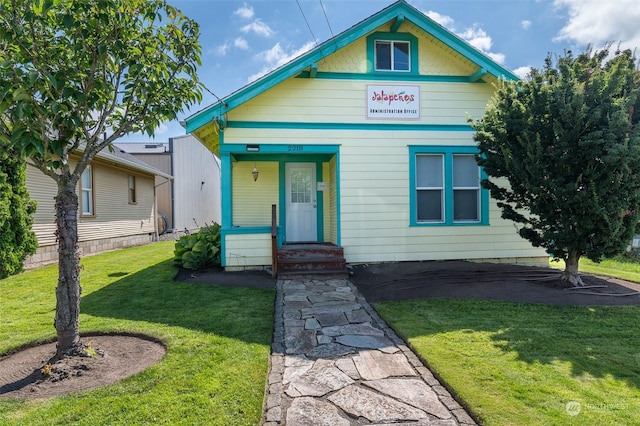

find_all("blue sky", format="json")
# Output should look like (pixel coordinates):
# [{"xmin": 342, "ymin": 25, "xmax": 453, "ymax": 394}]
[{"xmin": 115, "ymin": 0, "xmax": 640, "ymax": 143}]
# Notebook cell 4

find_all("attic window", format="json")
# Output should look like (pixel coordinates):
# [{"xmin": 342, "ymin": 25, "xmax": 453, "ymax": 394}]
[
  {"xmin": 375, "ymin": 40, "xmax": 410, "ymax": 71},
  {"xmin": 367, "ymin": 32, "xmax": 418, "ymax": 75}
]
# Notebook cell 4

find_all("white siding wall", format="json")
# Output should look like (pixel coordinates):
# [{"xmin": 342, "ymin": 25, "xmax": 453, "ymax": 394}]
[{"xmin": 171, "ymin": 134, "xmax": 221, "ymax": 231}]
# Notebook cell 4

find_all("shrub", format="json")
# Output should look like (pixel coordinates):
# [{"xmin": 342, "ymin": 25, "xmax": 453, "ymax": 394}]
[{"xmin": 174, "ymin": 223, "xmax": 221, "ymax": 270}]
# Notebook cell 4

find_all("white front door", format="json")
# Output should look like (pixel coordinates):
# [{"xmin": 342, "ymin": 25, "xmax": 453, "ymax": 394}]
[{"xmin": 285, "ymin": 162, "xmax": 317, "ymax": 242}]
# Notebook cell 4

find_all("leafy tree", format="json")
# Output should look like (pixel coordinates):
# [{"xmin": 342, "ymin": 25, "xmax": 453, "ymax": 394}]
[
  {"xmin": 0, "ymin": 140, "xmax": 37, "ymax": 278},
  {"xmin": 0, "ymin": 0, "xmax": 203, "ymax": 357},
  {"xmin": 473, "ymin": 48, "xmax": 640, "ymax": 286}
]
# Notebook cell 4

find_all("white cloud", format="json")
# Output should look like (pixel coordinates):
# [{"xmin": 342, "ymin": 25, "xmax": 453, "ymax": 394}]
[
  {"xmin": 241, "ymin": 20, "xmax": 274, "ymax": 37},
  {"xmin": 425, "ymin": 10, "xmax": 454, "ymax": 29},
  {"xmin": 521, "ymin": 20, "xmax": 532, "ymax": 30},
  {"xmin": 459, "ymin": 25, "xmax": 493, "ymax": 52},
  {"xmin": 248, "ymin": 41, "xmax": 315, "ymax": 82},
  {"xmin": 421, "ymin": 10, "xmax": 506, "ymax": 65},
  {"xmin": 234, "ymin": 3, "xmax": 254, "ymax": 20},
  {"xmin": 215, "ymin": 42, "xmax": 230, "ymax": 56},
  {"xmin": 554, "ymin": 0, "xmax": 640, "ymax": 51},
  {"xmin": 513, "ymin": 65, "xmax": 533, "ymax": 79},
  {"xmin": 234, "ymin": 37, "xmax": 249, "ymax": 50}
]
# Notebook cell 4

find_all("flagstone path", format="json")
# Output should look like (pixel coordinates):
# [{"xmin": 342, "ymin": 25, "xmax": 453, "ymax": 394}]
[{"xmin": 263, "ymin": 278, "xmax": 477, "ymax": 425}]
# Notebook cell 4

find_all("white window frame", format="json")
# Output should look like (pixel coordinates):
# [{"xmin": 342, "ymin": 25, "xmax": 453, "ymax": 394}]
[
  {"xmin": 80, "ymin": 165, "xmax": 94, "ymax": 216},
  {"xmin": 374, "ymin": 40, "xmax": 411, "ymax": 72}
]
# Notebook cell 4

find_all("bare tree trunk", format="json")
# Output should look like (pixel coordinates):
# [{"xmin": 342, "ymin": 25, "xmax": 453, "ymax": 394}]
[
  {"xmin": 54, "ymin": 180, "xmax": 83, "ymax": 358},
  {"xmin": 562, "ymin": 250, "xmax": 585, "ymax": 287}
]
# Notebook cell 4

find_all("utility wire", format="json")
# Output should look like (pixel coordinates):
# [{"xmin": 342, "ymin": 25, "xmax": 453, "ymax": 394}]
[
  {"xmin": 319, "ymin": 0, "xmax": 335, "ymax": 40},
  {"xmin": 296, "ymin": 0, "xmax": 318, "ymax": 45}
]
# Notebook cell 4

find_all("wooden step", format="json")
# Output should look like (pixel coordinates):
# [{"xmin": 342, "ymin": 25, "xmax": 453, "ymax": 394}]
[{"xmin": 276, "ymin": 243, "xmax": 347, "ymax": 279}]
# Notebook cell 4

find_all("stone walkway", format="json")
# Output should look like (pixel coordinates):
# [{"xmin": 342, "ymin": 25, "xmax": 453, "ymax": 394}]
[{"xmin": 263, "ymin": 278, "xmax": 477, "ymax": 425}]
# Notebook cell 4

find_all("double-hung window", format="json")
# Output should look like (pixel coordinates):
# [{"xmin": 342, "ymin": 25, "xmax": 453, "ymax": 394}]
[
  {"xmin": 367, "ymin": 32, "xmax": 418, "ymax": 75},
  {"xmin": 128, "ymin": 175, "xmax": 136, "ymax": 204},
  {"xmin": 375, "ymin": 40, "xmax": 410, "ymax": 71},
  {"xmin": 80, "ymin": 165, "xmax": 94, "ymax": 216},
  {"xmin": 410, "ymin": 147, "xmax": 488, "ymax": 226}
]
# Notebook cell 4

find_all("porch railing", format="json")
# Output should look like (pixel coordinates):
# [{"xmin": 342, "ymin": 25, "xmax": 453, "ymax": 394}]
[{"xmin": 271, "ymin": 204, "xmax": 277, "ymax": 278}]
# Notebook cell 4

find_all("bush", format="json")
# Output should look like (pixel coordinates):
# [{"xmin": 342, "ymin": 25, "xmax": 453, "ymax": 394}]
[
  {"xmin": 0, "ymin": 143, "xmax": 37, "ymax": 279},
  {"xmin": 174, "ymin": 223, "xmax": 221, "ymax": 270}
]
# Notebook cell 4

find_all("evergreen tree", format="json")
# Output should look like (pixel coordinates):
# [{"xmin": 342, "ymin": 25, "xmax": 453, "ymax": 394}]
[
  {"xmin": 0, "ymin": 141, "xmax": 37, "ymax": 278},
  {"xmin": 473, "ymin": 48, "xmax": 640, "ymax": 286}
]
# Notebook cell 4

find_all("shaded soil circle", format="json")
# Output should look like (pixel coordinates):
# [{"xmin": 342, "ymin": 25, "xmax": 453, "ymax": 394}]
[
  {"xmin": 0, "ymin": 334, "xmax": 166, "ymax": 400},
  {"xmin": 348, "ymin": 261, "xmax": 640, "ymax": 305}
]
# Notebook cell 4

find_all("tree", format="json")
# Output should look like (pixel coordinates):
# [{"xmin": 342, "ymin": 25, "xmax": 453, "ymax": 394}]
[
  {"xmin": 0, "ymin": 139, "xmax": 38, "ymax": 279},
  {"xmin": 473, "ymin": 48, "xmax": 640, "ymax": 286},
  {"xmin": 0, "ymin": 0, "xmax": 203, "ymax": 357}
]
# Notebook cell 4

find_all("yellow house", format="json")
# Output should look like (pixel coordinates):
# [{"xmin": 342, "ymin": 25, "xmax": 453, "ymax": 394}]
[{"xmin": 185, "ymin": 0, "xmax": 547, "ymax": 274}]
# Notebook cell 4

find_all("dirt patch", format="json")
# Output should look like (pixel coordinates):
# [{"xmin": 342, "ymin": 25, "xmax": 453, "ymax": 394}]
[
  {"xmin": 0, "ymin": 334, "xmax": 166, "ymax": 400},
  {"xmin": 349, "ymin": 260, "xmax": 640, "ymax": 305}
]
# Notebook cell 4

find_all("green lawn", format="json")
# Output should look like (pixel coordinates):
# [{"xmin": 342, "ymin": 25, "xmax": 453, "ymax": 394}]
[
  {"xmin": 0, "ymin": 241, "xmax": 274, "ymax": 425},
  {"xmin": 376, "ymin": 258, "xmax": 640, "ymax": 425}
]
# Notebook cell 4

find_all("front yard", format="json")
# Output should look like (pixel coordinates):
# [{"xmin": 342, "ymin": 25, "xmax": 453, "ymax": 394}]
[
  {"xmin": 2, "ymin": 242, "xmax": 639, "ymax": 425},
  {"xmin": 0, "ymin": 241, "xmax": 274, "ymax": 425},
  {"xmin": 376, "ymin": 257, "xmax": 640, "ymax": 425}
]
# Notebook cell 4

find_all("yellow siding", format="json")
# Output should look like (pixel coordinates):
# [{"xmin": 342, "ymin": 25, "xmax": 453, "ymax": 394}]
[
  {"xmin": 317, "ymin": 22, "xmax": 478, "ymax": 76},
  {"xmin": 232, "ymin": 161, "xmax": 279, "ymax": 226},
  {"xmin": 223, "ymin": 126, "xmax": 545, "ymax": 264},
  {"xmin": 230, "ymin": 79, "xmax": 494, "ymax": 126},
  {"xmin": 225, "ymin": 233, "xmax": 272, "ymax": 269},
  {"xmin": 214, "ymin": 20, "xmax": 546, "ymax": 267}
]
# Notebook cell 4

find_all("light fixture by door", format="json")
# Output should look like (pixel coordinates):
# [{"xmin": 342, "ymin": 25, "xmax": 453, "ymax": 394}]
[{"xmin": 252, "ymin": 162, "xmax": 259, "ymax": 181}]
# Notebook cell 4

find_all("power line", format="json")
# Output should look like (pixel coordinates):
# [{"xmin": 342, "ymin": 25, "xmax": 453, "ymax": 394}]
[
  {"xmin": 319, "ymin": 0, "xmax": 335, "ymax": 40},
  {"xmin": 296, "ymin": 0, "xmax": 318, "ymax": 45}
]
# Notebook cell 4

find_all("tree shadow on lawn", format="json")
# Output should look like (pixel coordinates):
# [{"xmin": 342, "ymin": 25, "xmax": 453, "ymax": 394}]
[
  {"xmin": 81, "ymin": 259, "xmax": 275, "ymax": 346},
  {"xmin": 378, "ymin": 298, "xmax": 640, "ymax": 392}
]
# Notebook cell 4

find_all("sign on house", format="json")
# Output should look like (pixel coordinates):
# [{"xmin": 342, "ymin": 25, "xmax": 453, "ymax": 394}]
[{"xmin": 367, "ymin": 85, "xmax": 420, "ymax": 119}]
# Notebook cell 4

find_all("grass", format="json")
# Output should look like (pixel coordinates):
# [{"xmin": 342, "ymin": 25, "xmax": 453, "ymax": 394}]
[
  {"xmin": 375, "ymin": 258, "xmax": 640, "ymax": 425},
  {"xmin": 0, "ymin": 241, "xmax": 275, "ymax": 425},
  {"xmin": 550, "ymin": 255, "xmax": 640, "ymax": 283}
]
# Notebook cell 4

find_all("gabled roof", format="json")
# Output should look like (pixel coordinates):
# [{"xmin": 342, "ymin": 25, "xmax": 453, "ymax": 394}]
[
  {"xmin": 185, "ymin": 0, "xmax": 518, "ymax": 135},
  {"xmin": 96, "ymin": 146, "xmax": 173, "ymax": 179}
]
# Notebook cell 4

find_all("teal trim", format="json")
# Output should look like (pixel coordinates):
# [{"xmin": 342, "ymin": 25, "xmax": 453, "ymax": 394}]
[
  {"xmin": 220, "ymin": 151, "xmax": 232, "ymax": 266},
  {"xmin": 226, "ymin": 121, "xmax": 473, "ymax": 132},
  {"xmin": 295, "ymin": 71, "xmax": 483, "ymax": 83},
  {"xmin": 335, "ymin": 151, "xmax": 341, "ymax": 246},
  {"xmin": 185, "ymin": 1, "xmax": 518, "ymax": 135},
  {"xmin": 316, "ymin": 162, "xmax": 324, "ymax": 241},
  {"xmin": 469, "ymin": 68, "xmax": 488, "ymax": 82},
  {"xmin": 409, "ymin": 145, "xmax": 489, "ymax": 227},
  {"xmin": 309, "ymin": 63, "xmax": 318, "ymax": 78},
  {"xmin": 222, "ymin": 143, "xmax": 340, "ymax": 155},
  {"xmin": 224, "ymin": 225, "xmax": 280, "ymax": 235},
  {"xmin": 390, "ymin": 14, "xmax": 405, "ymax": 33},
  {"xmin": 367, "ymin": 32, "xmax": 418, "ymax": 75},
  {"xmin": 279, "ymin": 164, "xmax": 286, "ymax": 243}
]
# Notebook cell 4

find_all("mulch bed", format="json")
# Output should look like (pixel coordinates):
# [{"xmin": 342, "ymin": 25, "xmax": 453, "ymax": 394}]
[
  {"xmin": 173, "ymin": 261, "xmax": 640, "ymax": 306},
  {"xmin": 348, "ymin": 260, "xmax": 640, "ymax": 305}
]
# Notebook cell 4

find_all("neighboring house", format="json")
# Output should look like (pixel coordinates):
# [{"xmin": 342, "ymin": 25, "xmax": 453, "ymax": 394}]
[
  {"xmin": 115, "ymin": 134, "xmax": 221, "ymax": 234},
  {"xmin": 24, "ymin": 148, "xmax": 172, "ymax": 269},
  {"xmin": 184, "ymin": 0, "xmax": 547, "ymax": 271}
]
